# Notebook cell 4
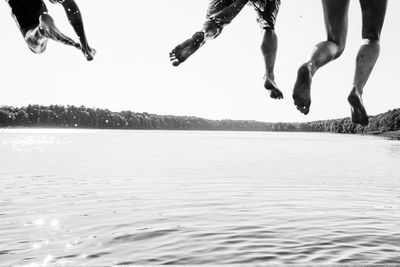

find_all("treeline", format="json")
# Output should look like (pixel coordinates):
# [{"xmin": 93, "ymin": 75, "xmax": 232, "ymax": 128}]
[
  {"xmin": 0, "ymin": 105, "xmax": 399, "ymax": 133},
  {"xmin": 0, "ymin": 105, "xmax": 274, "ymax": 131}
]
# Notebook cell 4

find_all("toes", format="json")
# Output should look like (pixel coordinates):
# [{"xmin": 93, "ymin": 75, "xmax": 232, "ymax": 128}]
[
  {"xmin": 296, "ymin": 106, "xmax": 305, "ymax": 114},
  {"xmin": 169, "ymin": 55, "xmax": 177, "ymax": 63},
  {"xmin": 296, "ymin": 105, "xmax": 310, "ymax": 115},
  {"xmin": 268, "ymin": 88, "xmax": 284, "ymax": 100},
  {"xmin": 169, "ymin": 52, "xmax": 182, "ymax": 66},
  {"xmin": 270, "ymin": 93, "xmax": 283, "ymax": 100}
]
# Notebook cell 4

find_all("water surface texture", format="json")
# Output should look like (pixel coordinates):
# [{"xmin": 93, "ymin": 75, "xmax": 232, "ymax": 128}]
[{"xmin": 1, "ymin": 130, "xmax": 400, "ymax": 265}]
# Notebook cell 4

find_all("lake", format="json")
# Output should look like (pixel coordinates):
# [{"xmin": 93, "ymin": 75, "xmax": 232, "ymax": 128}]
[{"xmin": 0, "ymin": 129, "xmax": 399, "ymax": 265}]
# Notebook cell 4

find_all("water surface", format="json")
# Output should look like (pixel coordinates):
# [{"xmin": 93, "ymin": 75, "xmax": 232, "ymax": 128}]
[{"xmin": 1, "ymin": 129, "xmax": 399, "ymax": 265}]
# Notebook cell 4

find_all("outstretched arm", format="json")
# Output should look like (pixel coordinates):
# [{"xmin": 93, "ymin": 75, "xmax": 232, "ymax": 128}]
[{"xmin": 51, "ymin": 0, "xmax": 95, "ymax": 60}]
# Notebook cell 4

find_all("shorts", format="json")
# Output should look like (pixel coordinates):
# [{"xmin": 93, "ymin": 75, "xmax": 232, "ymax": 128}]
[
  {"xmin": 251, "ymin": 0, "xmax": 280, "ymax": 29},
  {"xmin": 206, "ymin": 0, "xmax": 280, "ymax": 29},
  {"xmin": 8, "ymin": 0, "xmax": 46, "ymax": 32}
]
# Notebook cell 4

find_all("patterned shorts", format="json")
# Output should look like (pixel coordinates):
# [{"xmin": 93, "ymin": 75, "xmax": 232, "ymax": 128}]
[{"xmin": 206, "ymin": 0, "xmax": 280, "ymax": 29}]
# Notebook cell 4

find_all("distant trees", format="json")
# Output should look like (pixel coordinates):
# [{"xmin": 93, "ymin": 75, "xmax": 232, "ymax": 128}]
[
  {"xmin": 0, "ymin": 105, "xmax": 274, "ymax": 131},
  {"xmin": 1, "ymin": 105, "xmax": 399, "ymax": 134},
  {"xmin": 297, "ymin": 109, "xmax": 400, "ymax": 134}
]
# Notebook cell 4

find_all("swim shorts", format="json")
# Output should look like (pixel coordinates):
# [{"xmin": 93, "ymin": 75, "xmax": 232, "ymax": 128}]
[
  {"xmin": 251, "ymin": 0, "xmax": 280, "ymax": 29},
  {"xmin": 7, "ymin": 0, "xmax": 46, "ymax": 31},
  {"xmin": 206, "ymin": 0, "xmax": 280, "ymax": 29}
]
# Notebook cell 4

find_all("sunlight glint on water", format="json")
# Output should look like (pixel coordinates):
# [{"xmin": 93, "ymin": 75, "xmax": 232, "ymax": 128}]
[{"xmin": 0, "ymin": 130, "xmax": 399, "ymax": 265}]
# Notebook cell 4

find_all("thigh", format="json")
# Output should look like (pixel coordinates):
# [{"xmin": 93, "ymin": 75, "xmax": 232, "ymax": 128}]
[
  {"xmin": 359, "ymin": 0, "xmax": 388, "ymax": 40},
  {"xmin": 252, "ymin": 0, "xmax": 281, "ymax": 29},
  {"xmin": 206, "ymin": 0, "xmax": 236, "ymax": 18},
  {"xmin": 321, "ymin": 0, "xmax": 350, "ymax": 45}
]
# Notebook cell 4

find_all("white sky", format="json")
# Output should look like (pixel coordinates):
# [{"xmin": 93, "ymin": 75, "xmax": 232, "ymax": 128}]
[{"xmin": 1, "ymin": 0, "xmax": 399, "ymax": 122}]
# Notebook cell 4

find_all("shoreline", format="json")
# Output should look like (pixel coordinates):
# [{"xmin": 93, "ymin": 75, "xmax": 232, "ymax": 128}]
[
  {"xmin": 366, "ymin": 130, "xmax": 400, "ymax": 140},
  {"xmin": 1, "ymin": 126, "xmax": 400, "ymax": 140}
]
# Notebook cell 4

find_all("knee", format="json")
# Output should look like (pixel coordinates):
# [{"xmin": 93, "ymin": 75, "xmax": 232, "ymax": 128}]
[
  {"xmin": 362, "ymin": 37, "xmax": 380, "ymax": 46},
  {"xmin": 362, "ymin": 27, "xmax": 380, "ymax": 43},
  {"xmin": 203, "ymin": 19, "xmax": 223, "ymax": 39},
  {"xmin": 335, "ymin": 43, "xmax": 346, "ymax": 59},
  {"xmin": 26, "ymin": 36, "xmax": 47, "ymax": 54},
  {"xmin": 328, "ymin": 39, "xmax": 346, "ymax": 59},
  {"xmin": 31, "ymin": 43, "xmax": 47, "ymax": 54},
  {"xmin": 363, "ymin": 34, "xmax": 380, "ymax": 46}
]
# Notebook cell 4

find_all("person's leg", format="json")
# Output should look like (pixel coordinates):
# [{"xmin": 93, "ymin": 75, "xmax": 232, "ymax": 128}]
[
  {"xmin": 36, "ymin": 12, "xmax": 80, "ymax": 49},
  {"xmin": 23, "ymin": 13, "xmax": 79, "ymax": 54},
  {"xmin": 57, "ymin": 0, "xmax": 96, "ymax": 61},
  {"xmin": 256, "ymin": 0, "xmax": 282, "ymax": 99},
  {"xmin": 261, "ymin": 29, "xmax": 282, "ymax": 98},
  {"xmin": 348, "ymin": 0, "xmax": 388, "ymax": 125},
  {"xmin": 169, "ymin": 0, "xmax": 248, "ymax": 66},
  {"xmin": 293, "ymin": 0, "xmax": 349, "ymax": 115}
]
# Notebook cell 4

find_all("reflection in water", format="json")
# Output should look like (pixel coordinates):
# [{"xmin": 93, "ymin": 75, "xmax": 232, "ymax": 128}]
[{"xmin": 0, "ymin": 130, "xmax": 399, "ymax": 265}]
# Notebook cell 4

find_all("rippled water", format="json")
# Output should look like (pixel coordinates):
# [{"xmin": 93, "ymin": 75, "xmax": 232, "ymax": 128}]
[{"xmin": 1, "ymin": 129, "xmax": 400, "ymax": 265}]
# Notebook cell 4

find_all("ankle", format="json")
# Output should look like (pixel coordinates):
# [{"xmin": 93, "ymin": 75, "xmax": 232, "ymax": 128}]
[
  {"xmin": 350, "ymin": 87, "xmax": 363, "ymax": 97},
  {"xmin": 192, "ymin": 32, "xmax": 205, "ymax": 43},
  {"xmin": 264, "ymin": 73, "xmax": 275, "ymax": 81}
]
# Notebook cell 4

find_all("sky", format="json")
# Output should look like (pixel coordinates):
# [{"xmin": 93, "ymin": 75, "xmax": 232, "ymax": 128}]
[{"xmin": 1, "ymin": 0, "xmax": 399, "ymax": 122}]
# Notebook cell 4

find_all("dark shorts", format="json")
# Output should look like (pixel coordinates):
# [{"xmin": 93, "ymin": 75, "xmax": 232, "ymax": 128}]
[
  {"xmin": 8, "ymin": 0, "xmax": 46, "ymax": 31},
  {"xmin": 206, "ymin": 0, "xmax": 280, "ymax": 29}
]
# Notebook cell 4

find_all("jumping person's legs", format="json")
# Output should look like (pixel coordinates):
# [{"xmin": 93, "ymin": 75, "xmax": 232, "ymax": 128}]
[
  {"xmin": 169, "ymin": 0, "xmax": 249, "ymax": 66},
  {"xmin": 36, "ymin": 12, "xmax": 80, "ymax": 49},
  {"xmin": 254, "ymin": 0, "xmax": 282, "ymax": 99},
  {"xmin": 56, "ymin": 0, "xmax": 96, "ymax": 61},
  {"xmin": 9, "ymin": 0, "xmax": 80, "ymax": 53},
  {"xmin": 261, "ymin": 29, "xmax": 282, "ymax": 98},
  {"xmin": 348, "ymin": 0, "xmax": 388, "ymax": 125},
  {"xmin": 293, "ymin": 0, "xmax": 349, "ymax": 114}
]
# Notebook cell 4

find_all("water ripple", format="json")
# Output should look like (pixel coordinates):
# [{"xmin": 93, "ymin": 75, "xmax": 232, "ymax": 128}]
[{"xmin": 1, "ymin": 131, "xmax": 399, "ymax": 265}]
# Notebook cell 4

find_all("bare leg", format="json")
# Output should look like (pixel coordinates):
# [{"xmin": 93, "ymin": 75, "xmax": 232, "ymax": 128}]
[
  {"xmin": 348, "ymin": 0, "xmax": 387, "ymax": 125},
  {"xmin": 261, "ymin": 28, "xmax": 282, "ymax": 99},
  {"xmin": 60, "ymin": 0, "xmax": 96, "ymax": 61},
  {"xmin": 37, "ymin": 13, "xmax": 80, "ymax": 48},
  {"xmin": 293, "ymin": 0, "xmax": 349, "ymax": 114},
  {"xmin": 169, "ymin": 0, "xmax": 249, "ymax": 66}
]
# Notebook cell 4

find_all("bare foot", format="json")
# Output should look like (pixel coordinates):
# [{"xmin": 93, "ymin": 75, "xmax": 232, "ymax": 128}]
[
  {"xmin": 264, "ymin": 78, "xmax": 283, "ymax": 99},
  {"xmin": 82, "ymin": 46, "xmax": 96, "ymax": 61},
  {"xmin": 293, "ymin": 63, "xmax": 312, "ymax": 115},
  {"xmin": 348, "ymin": 89, "xmax": 369, "ymax": 126},
  {"xmin": 169, "ymin": 32, "xmax": 205, "ymax": 66}
]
